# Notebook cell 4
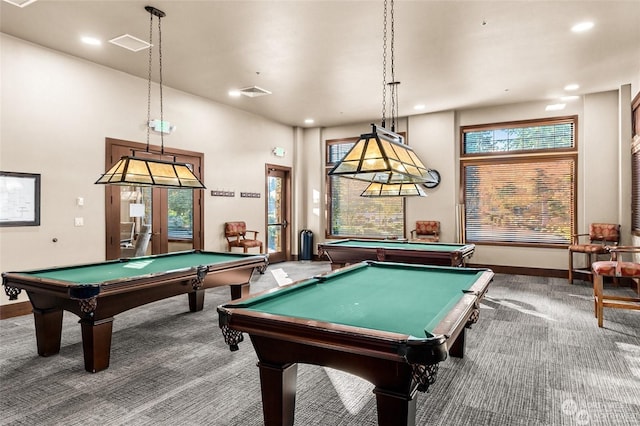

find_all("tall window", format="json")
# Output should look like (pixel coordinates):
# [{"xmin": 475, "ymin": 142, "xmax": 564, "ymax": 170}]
[
  {"xmin": 461, "ymin": 116, "xmax": 577, "ymax": 246},
  {"xmin": 326, "ymin": 137, "xmax": 405, "ymax": 238},
  {"xmin": 631, "ymin": 93, "xmax": 640, "ymax": 234}
]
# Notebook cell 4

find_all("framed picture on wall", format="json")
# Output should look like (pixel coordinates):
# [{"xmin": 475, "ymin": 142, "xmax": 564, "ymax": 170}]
[{"xmin": 0, "ymin": 171, "xmax": 41, "ymax": 227}]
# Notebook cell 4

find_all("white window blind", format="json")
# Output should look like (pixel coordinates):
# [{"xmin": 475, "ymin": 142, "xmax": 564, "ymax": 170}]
[
  {"xmin": 326, "ymin": 138, "xmax": 404, "ymax": 238},
  {"xmin": 462, "ymin": 117, "xmax": 577, "ymax": 246}
]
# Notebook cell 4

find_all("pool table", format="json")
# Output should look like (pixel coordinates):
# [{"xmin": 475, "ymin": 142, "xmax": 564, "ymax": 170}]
[
  {"xmin": 218, "ymin": 261, "xmax": 493, "ymax": 426},
  {"xmin": 318, "ymin": 238, "xmax": 475, "ymax": 269},
  {"xmin": 2, "ymin": 250, "xmax": 268, "ymax": 373}
]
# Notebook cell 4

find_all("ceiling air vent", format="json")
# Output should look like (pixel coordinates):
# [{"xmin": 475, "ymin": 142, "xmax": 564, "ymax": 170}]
[
  {"xmin": 3, "ymin": 0, "xmax": 38, "ymax": 7},
  {"xmin": 239, "ymin": 86, "xmax": 272, "ymax": 98},
  {"xmin": 109, "ymin": 34, "xmax": 152, "ymax": 52}
]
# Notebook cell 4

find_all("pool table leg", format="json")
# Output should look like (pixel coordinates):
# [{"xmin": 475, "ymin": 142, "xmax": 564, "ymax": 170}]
[
  {"xmin": 229, "ymin": 283, "xmax": 250, "ymax": 300},
  {"xmin": 32, "ymin": 307, "xmax": 63, "ymax": 357},
  {"xmin": 188, "ymin": 284, "xmax": 249, "ymax": 312},
  {"xmin": 257, "ymin": 361, "xmax": 298, "ymax": 426},
  {"xmin": 373, "ymin": 387, "xmax": 417, "ymax": 426},
  {"xmin": 80, "ymin": 317, "xmax": 113, "ymax": 373},
  {"xmin": 448, "ymin": 328, "xmax": 466, "ymax": 358}
]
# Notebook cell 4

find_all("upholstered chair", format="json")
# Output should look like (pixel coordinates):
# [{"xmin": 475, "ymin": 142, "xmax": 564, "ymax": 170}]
[
  {"xmin": 568, "ymin": 223, "xmax": 620, "ymax": 284},
  {"xmin": 591, "ymin": 246, "xmax": 640, "ymax": 327},
  {"xmin": 410, "ymin": 221, "xmax": 440, "ymax": 242},
  {"xmin": 224, "ymin": 221, "xmax": 263, "ymax": 253}
]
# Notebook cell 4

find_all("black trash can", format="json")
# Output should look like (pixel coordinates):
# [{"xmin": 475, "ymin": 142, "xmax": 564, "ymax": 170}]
[{"xmin": 299, "ymin": 229, "xmax": 313, "ymax": 260}]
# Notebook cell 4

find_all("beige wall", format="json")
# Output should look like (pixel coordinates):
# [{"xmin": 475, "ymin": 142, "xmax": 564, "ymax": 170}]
[
  {"xmin": 306, "ymin": 91, "xmax": 629, "ymax": 270},
  {"xmin": 0, "ymin": 35, "xmax": 294, "ymax": 305},
  {"xmin": 1, "ymin": 33, "xmax": 636, "ymax": 307},
  {"xmin": 406, "ymin": 111, "xmax": 458, "ymax": 242}
]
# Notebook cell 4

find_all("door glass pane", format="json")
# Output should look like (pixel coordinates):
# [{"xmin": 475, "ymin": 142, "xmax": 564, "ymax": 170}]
[
  {"xmin": 120, "ymin": 186, "xmax": 152, "ymax": 257},
  {"xmin": 168, "ymin": 189, "xmax": 194, "ymax": 253},
  {"xmin": 267, "ymin": 175, "xmax": 283, "ymax": 253}
]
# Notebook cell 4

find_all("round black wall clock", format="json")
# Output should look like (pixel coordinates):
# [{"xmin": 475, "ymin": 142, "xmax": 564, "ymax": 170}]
[{"xmin": 423, "ymin": 169, "xmax": 441, "ymax": 188}]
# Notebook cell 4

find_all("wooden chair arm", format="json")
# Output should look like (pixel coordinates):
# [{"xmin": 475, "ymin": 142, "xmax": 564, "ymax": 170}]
[
  {"xmin": 571, "ymin": 232, "xmax": 589, "ymax": 244},
  {"xmin": 225, "ymin": 234, "xmax": 242, "ymax": 243},
  {"xmin": 571, "ymin": 232, "xmax": 617, "ymax": 245},
  {"xmin": 605, "ymin": 245, "xmax": 640, "ymax": 261},
  {"xmin": 608, "ymin": 245, "xmax": 640, "ymax": 251},
  {"xmin": 246, "ymin": 230, "xmax": 259, "ymax": 239}
]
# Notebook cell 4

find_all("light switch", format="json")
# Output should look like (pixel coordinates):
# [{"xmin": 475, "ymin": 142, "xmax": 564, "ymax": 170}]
[
  {"xmin": 74, "ymin": 217, "xmax": 84, "ymax": 227},
  {"xmin": 77, "ymin": 197, "xmax": 84, "ymax": 206}
]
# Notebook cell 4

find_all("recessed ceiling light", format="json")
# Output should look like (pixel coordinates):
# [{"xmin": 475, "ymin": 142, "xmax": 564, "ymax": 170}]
[
  {"xmin": 546, "ymin": 103, "xmax": 566, "ymax": 111},
  {"xmin": 228, "ymin": 90, "xmax": 241, "ymax": 97},
  {"xmin": 81, "ymin": 36, "xmax": 101, "ymax": 46},
  {"xmin": 413, "ymin": 104, "xmax": 426, "ymax": 110},
  {"xmin": 564, "ymin": 84, "xmax": 580, "ymax": 91},
  {"xmin": 571, "ymin": 21, "xmax": 594, "ymax": 33},
  {"xmin": 561, "ymin": 95, "xmax": 580, "ymax": 101},
  {"xmin": 2, "ymin": 0, "xmax": 38, "ymax": 7},
  {"xmin": 304, "ymin": 119, "xmax": 314, "ymax": 124}
]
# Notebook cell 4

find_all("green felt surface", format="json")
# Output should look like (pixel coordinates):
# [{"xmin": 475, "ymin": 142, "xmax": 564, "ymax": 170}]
[
  {"xmin": 241, "ymin": 263, "xmax": 484, "ymax": 338},
  {"xmin": 15, "ymin": 252, "xmax": 256, "ymax": 285},
  {"xmin": 330, "ymin": 239, "xmax": 467, "ymax": 252}
]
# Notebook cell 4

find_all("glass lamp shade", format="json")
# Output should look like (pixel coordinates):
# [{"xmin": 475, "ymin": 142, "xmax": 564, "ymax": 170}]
[
  {"xmin": 360, "ymin": 182, "xmax": 427, "ymax": 197},
  {"xmin": 328, "ymin": 126, "xmax": 430, "ymax": 184},
  {"xmin": 95, "ymin": 156, "xmax": 205, "ymax": 189}
]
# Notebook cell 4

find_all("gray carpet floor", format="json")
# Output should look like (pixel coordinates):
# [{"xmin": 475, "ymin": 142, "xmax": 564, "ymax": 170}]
[{"xmin": 1, "ymin": 261, "xmax": 639, "ymax": 425}]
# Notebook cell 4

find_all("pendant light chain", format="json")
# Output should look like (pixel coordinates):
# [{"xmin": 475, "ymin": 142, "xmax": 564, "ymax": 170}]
[
  {"xmin": 381, "ymin": 0, "xmax": 388, "ymax": 129},
  {"xmin": 146, "ymin": 9, "xmax": 166, "ymax": 155},
  {"xmin": 389, "ymin": 0, "xmax": 397, "ymax": 131},
  {"xmin": 146, "ymin": 10, "xmax": 154, "ymax": 152},
  {"xmin": 157, "ymin": 14, "xmax": 164, "ymax": 155},
  {"xmin": 381, "ymin": 0, "xmax": 397, "ymax": 131},
  {"xmin": 96, "ymin": 6, "xmax": 206, "ymax": 189}
]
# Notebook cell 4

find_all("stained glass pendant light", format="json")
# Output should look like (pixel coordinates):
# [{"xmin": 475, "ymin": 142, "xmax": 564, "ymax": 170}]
[
  {"xmin": 328, "ymin": 0, "xmax": 430, "ymax": 195},
  {"xmin": 96, "ymin": 6, "xmax": 205, "ymax": 189},
  {"xmin": 361, "ymin": 182, "xmax": 428, "ymax": 197},
  {"xmin": 329, "ymin": 124, "xmax": 430, "ymax": 185}
]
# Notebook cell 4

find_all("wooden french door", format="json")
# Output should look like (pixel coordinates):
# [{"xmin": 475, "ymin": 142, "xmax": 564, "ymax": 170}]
[
  {"xmin": 266, "ymin": 165, "xmax": 291, "ymax": 263},
  {"xmin": 104, "ymin": 138, "xmax": 204, "ymax": 260}
]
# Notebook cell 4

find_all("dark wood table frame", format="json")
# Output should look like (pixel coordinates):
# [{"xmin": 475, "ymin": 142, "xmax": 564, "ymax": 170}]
[
  {"xmin": 218, "ymin": 263, "xmax": 493, "ymax": 426},
  {"xmin": 3, "ymin": 252, "xmax": 267, "ymax": 373},
  {"xmin": 318, "ymin": 239, "xmax": 475, "ymax": 270}
]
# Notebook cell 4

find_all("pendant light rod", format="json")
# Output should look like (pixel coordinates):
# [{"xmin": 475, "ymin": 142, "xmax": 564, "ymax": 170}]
[
  {"xmin": 381, "ymin": 0, "xmax": 388, "ymax": 128},
  {"xmin": 145, "ymin": 6, "xmax": 166, "ymax": 155},
  {"xmin": 96, "ymin": 5, "xmax": 205, "ymax": 189},
  {"xmin": 328, "ymin": 0, "xmax": 431, "ymax": 196},
  {"xmin": 381, "ymin": 0, "xmax": 398, "ymax": 131}
]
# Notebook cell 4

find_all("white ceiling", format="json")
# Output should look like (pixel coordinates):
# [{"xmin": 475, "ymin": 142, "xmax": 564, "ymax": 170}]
[{"xmin": 2, "ymin": 0, "xmax": 639, "ymax": 128}]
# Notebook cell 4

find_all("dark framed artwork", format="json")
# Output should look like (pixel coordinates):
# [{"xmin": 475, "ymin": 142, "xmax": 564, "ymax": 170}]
[{"xmin": 0, "ymin": 171, "xmax": 41, "ymax": 227}]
